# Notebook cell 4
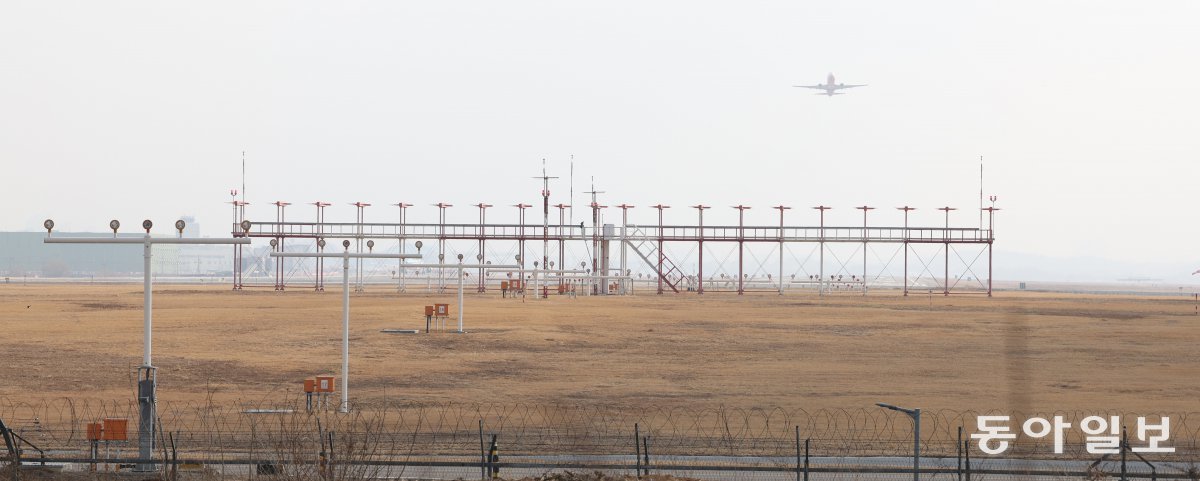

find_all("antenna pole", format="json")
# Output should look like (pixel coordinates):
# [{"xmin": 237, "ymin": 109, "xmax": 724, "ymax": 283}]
[
  {"xmin": 979, "ymin": 156, "xmax": 983, "ymax": 229},
  {"xmin": 534, "ymin": 161, "xmax": 559, "ymax": 299},
  {"xmin": 569, "ymin": 156, "xmax": 574, "ymax": 225}
]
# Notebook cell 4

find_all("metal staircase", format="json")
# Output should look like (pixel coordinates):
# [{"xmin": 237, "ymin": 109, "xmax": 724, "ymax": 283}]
[{"xmin": 624, "ymin": 226, "xmax": 684, "ymax": 293}]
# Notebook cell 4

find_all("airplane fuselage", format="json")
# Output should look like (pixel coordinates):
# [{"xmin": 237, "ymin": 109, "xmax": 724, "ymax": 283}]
[{"xmin": 795, "ymin": 73, "xmax": 865, "ymax": 96}]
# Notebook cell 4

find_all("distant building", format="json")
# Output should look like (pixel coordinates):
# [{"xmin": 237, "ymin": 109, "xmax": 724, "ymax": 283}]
[
  {"xmin": 180, "ymin": 215, "xmax": 200, "ymax": 238},
  {"xmin": 0, "ymin": 232, "xmax": 234, "ymax": 278}
]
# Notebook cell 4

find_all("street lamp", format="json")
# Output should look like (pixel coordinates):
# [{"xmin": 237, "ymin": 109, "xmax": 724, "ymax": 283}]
[
  {"xmin": 44, "ymin": 219, "xmax": 250, "ymax": 471},
  {"xmin": 271, "ymin": 246, "xmax": 423, "ymax": 412},
  {"xmin": 876, "ymin": 402, "xmax": 921, "ymax": 481}
]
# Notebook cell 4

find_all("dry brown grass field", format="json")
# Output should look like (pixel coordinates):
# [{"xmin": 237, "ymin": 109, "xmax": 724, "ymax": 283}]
[{"xmin": 1, "ymin": 284, "xmax": 1197, "ymax": 412}]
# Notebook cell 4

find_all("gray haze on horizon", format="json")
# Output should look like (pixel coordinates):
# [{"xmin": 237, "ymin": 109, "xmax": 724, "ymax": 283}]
[{"xmin": 2, "ymin": 1, "xmax": 1198, "ymax": 281}]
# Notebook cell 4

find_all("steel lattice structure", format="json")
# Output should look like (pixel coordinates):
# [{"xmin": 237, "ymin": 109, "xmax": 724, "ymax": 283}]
[{"xmin": 229, "ymin": 201, "xmax": 998, "ymax": 297}]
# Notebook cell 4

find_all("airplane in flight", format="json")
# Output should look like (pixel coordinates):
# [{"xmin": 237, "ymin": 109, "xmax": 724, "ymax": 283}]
[{"xmin": 794, "ymin": 73, "xmax": 866, "ymax": 96}]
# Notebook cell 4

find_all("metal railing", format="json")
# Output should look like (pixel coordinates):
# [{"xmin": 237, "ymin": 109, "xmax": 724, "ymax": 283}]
[{"xmin": 234, "ymin": 222, "xmax": 993, "ymax": 244}]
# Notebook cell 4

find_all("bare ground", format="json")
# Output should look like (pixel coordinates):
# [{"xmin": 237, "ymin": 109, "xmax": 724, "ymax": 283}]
[{"xmin": 1, "ymin": 284, "xmax": 1198, "ymax": 412}]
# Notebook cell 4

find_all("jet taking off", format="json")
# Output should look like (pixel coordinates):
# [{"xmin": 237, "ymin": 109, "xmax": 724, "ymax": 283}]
[{"xmin": 795, "ymin": 73, "xmax": 866, "ymax": 96}]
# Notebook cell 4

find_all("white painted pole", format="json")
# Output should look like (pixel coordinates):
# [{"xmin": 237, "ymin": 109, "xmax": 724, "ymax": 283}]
[
  {"xmin": 143, "ymin": 236, "xmax": 152, "ymax": 366},
  {"xmin": 341, "ymin": 252, "xmax": 350, "ymax": 413},
  {"xmin": 44, "ymin": 227, "xmax": 249, "ymax": 472},
  {"xmin": 403, "ymin": 207, "xmax": 408, "ymax": 290},
  {"xmin": 779, "ymin": 220, "xmax": 784, "ymax": 296},
  {"xmin": 620, "ymin": 225, "xmax": 627, "ymax": 294},
  {"xmin": 458, "ymin": 262, "xmax": 464, "ymax": 332}
]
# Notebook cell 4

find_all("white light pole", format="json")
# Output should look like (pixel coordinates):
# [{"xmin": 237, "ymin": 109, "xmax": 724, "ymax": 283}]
[
  {"xmin": 877, "ymin": 402, "xmax": 921, "ymax": 481},
  {"xmin": 44, "ymin": 218, "xmax": 250, "ymax": 471},
  {"xmin": 403, "ymin": 262, "xmax": 520, "ymax": 331},
  {"xmin": 272, "ymin": 244, "xmax": 422, "ymax": 413},
  {"xmin": 270, "ymin": 250, "xmax": 519, "ymax": 410},
  {"xmin": 457, "ymin": 255, "xmax": 465, "ymax": 331}
]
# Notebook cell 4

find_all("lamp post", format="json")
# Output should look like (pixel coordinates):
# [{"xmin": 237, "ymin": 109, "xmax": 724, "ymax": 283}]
[
  {"xmin": 44, "ymin": 219, "xmax": 250, "ymax": 471},
  {"xmin": 938, "ymin": 207, "xmax": 957, "ymax": 296},
  {"xmin": 984, "ymin": 196, "xmax": 999, "ymax": 297},
  {"xmin": 813, "ymin": 206, "xmax": 831, "ymax": 296},
  {"xmin": 272, "ymin": 244, "xmax": 423, "ymax": 413},
  {"xmin": 773, "ymin": 205, "xmax": 791, "ymax": 295},
  {"xmin": 652, "ymin": 205, "xmax": 670, "ymax": 294},
  {"xmin": 732, "ymin": 205, "xmax": 751, "ymax": 295},
  {"xmin": 474, "ymin": 203, "xmax": 493, "ymax": 292},
  {"xmin": 350, "ymin": 202, "xmax": 371, "ymax": 292},
  {"xmin": 691, "ymin": 205, "xmax": 709, "ymax": 294},
  {"xmin": 897, "ymin": 206, "xmax": 915, "ymax": 296},
  {"xmin": 394, "ymin": 202, "xmax": 413, "ymax": 292},
  {"xmin": 855, "ymin": 206, "xmax": 874, "ymax": 296},
  {"xmin": 876, "ymin": 402, "xmax": 921, "ymax": 481},
  {"xmin": 398, "ymin": 261, "xmax": 522, "ymax": 331}
]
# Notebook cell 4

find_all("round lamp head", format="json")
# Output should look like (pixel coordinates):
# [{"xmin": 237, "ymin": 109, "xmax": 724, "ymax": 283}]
[
  {"xmin": 342, "ymin": 240, "xmax": 351, "ymax": 249},
  {"xmin": 142, "ymin": 219, "xmax": 153, "ymax": 233},
  {"xmin": 533, "ymin": 261, "xmax": 539, "ymax": 267},
  {"xmin": 414, "ymin": 240, "xmax": 423, "ymax": 251},
  {"xmin": 175, "ymin": 219, "xmax": 186, "ymax": 231},
  {"xmin": 43, "ymin": 219, "xmax": 54, "ymax": 233},
  {"xmin": 240, "ymin": 220, "xmax": 252, "ymax": 232},
  {"xmin": 366, "ymin": 240, "xmax": 375, "ymax": 251},
  {"xmin": 317, "ymin": 238, "xmax": 326, "ymax": 248},
  {"xmin": 476, "ymin": 254, "xmax": 483, "ymax": 261},
  {"xmin": 438, "ymin": 254, "xmax": 445, "ymax": 261},
  {"xmin": 109, "ymin": 219, "xmax": 121, "ymax": 233},
  {"xmin": 269, "ymin": 238, "xmax": 278, "ymax": 248},
  {"xmin": 457, "ymin": 253, "xmax": 464, "ymax": 261}
]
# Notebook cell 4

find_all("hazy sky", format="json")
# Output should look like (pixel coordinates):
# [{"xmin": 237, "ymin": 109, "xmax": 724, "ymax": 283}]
[{"xmin": 3, "ymin": 1, "xmax": 1198, "ymax": 271}]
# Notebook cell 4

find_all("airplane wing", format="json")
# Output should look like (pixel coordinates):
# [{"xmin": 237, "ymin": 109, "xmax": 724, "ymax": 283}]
[
  {"xmin": 793, "ymin": 85, "xmax": 827, "ymax": 90},
  {"xmin": 832, "ymin": 84, "xmax": 867, "ymax": 90}
]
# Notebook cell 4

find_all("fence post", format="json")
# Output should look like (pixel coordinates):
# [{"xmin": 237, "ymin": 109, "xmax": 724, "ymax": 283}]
[
  {"xmin": 795, "ymin": 426, "xmax": 801, "ymax": 481},
  {"xmin": 247, "ymin": 420, "xmax": 255, "ymax": 481},
  {"xmin": 1121, "ymin": 426, "xmax": 1128, "ymax": 481},
  {"xmin": 479, "ymin": 420, "xmax": 486, "ymax": 481},
  {"xmin": 957, "ymin": 426, "xmax": 963, "ymax": 481},
  {"xmin": 804, "ymin": 438, "xmax": 810, "ymax": 481},
  {"xmin": 327, "ymin": 431, "xmax": 335, "ymax": 480},
  {"xmin": 642, "ymin": 436, "xmax": 650, "ymax": 477},
  {"xmin": 964, "ymin": 438, "xmax": 971, "ymax": 481},
  {"xmin": 634, "ymin": 423, "xmax": 641, "ymax": 478},
  {"xmin": 167, "ymin": 432, "xmax": 175, "ymax": 481},
  {"xmin": 1, "ymin": 419, "xmax": 19, "ymax": 481},
  {"xmin": 158, "ymin": 417, "xmax": 169, "ymax": 480},
  {"xmin": 488, "ymin": 434, "xmax": 499, "ymax": 479}
]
